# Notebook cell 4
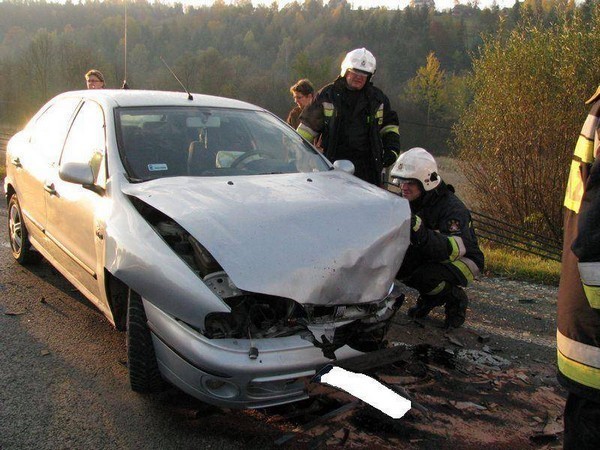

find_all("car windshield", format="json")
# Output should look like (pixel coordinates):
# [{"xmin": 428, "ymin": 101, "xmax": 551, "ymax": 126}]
[{"xmin": 115, "ymin": 106, "xmax": 329, "ymax": 181}]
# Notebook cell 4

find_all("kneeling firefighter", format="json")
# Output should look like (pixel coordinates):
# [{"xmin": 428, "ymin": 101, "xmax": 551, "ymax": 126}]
[{"xmin": 390, "ymin": 148, "xmax": 484, "ymax": 328}]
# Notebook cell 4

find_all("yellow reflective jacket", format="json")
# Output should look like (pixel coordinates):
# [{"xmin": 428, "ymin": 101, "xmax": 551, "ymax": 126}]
[{"xmin": 557, "ymin": 95, "xmax": 600, "ymax": 401}]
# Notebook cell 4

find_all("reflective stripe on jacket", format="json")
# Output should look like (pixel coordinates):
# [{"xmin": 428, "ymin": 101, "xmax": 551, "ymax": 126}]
[
  {"xmin": 557, "ymin": 330, "xmax": 600, "ymax": 391},
  {"xmin": 564, "ymin": 101, "xmax": 599, "ymax": 213},
  {"xmin": 579, "ymin": 262, "xmax": 600, "ymax": 309}
]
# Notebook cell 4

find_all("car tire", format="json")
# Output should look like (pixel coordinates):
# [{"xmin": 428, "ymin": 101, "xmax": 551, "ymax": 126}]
[
  {"xmin": 126, "ymin": 289, "xmax": 164, "ymax": 393},
  {"xmin": 7, "ymin": 194, "xmax": 41, "ymax": 265}
]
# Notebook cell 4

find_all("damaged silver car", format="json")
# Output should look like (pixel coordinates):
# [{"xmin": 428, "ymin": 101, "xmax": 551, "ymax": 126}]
[{"xmin": 5, "ymin": 89, "xmax": 411, "ymax": 408}]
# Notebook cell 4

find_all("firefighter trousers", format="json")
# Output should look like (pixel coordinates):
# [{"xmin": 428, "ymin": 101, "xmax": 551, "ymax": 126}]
[
  {"xmin": 397, "ymin": 259, "xmax": 469, "ymax": 326},
  {"xmin": 564, "ymin": 392, "xmax": 600, "ymax": 449}
]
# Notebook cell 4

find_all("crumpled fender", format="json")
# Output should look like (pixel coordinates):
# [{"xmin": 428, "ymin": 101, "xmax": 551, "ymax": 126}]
[{"xmin": 103, "ymin": 179, "xmax": 229, "ymax": 330}]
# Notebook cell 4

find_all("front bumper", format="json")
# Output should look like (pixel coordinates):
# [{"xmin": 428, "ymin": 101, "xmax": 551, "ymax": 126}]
[{"xmin": 144, "ymin": 299, "xmax": 367, "ymax": 409}]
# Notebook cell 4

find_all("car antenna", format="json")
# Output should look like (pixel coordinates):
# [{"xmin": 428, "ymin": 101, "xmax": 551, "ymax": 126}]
[
  {"xmin": 160, "ymin": 56, "xmax": 193, "ymax": 101},
  {"xmin": 121, "ymin": 0, "xmax": 129, "ymax": 89}
]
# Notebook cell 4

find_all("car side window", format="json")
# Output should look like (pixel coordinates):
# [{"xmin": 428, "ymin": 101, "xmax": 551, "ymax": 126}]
[
  {"xmin": 29, "ymin": 97, "xmax": 81, "ymax": 164},
  {"xmin": 61, "ymin": 101, "xmax": 107, "ymax": 186}
]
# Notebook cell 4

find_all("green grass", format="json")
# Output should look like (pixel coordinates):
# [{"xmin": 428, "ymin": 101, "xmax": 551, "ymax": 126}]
[{"xmin": 481, "ymin": 243, "xmax": 561, "ymax": 286}]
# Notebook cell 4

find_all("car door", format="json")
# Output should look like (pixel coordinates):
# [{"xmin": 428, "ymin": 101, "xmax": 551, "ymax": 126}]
[
  {"xmin": 44, "ymin": 100, "xmax": 107, "ymax": 305},
  {"xmin": 10, "ymin": 98, "xmax": 81, "ymax": 247}
]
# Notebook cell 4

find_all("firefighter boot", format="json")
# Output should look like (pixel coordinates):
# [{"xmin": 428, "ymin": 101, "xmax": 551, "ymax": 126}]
[
  {"xmin": 407, "ymin": 296, "xmax": 440, "ymax": 319},
  {"xmin": 444, "ymin": 286, "xmax": 469, "ymax": 329}
]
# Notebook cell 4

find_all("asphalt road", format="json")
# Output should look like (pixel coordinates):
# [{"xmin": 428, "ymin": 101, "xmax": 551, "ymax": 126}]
[{"xmin": 0, "ymin": 201, "xmax": 281, "ymax": 449}]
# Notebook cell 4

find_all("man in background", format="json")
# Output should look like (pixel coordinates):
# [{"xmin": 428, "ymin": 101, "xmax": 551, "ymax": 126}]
[
  {"xmin": 287, "ymin": 79, "xmax": 314, "ymax": 129},
  {"xmin": 85, "ymin": 69, "xmax": 105, "ymax": 89}
]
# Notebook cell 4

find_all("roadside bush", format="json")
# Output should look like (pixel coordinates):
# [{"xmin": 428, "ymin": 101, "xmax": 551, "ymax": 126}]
[{"xmin": 453, "ymin": 4, "xmax": 600, "ymax": 241}]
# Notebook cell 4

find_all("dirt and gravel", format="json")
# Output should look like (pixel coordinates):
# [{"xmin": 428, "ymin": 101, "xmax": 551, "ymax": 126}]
[{"xmin": 365, "ymin": 279, "xmax": 564, "ymax": 449}]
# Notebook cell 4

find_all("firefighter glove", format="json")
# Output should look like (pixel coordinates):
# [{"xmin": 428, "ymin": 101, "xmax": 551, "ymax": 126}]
[{"xmin": 410, "ymin": 214, "xmax": 426, "ymax": 246}]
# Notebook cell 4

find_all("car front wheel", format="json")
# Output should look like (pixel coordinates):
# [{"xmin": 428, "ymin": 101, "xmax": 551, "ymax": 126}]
[
  {"xmin": 8, "ymin": 194, "xmax": 41, "ymax": 265},
  {"xmin": 126, "ymin": 289, "xmax": 164, "ymax": 393}
]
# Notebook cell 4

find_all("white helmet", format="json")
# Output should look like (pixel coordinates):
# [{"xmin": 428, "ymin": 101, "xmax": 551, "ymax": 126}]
[
  {"xmin": 340, "ymin": 48, "xmax": 376, "ymax": 77},
  {"xmin": 390, "ymin": 147, "xmax": 441, "ymax": 191}
]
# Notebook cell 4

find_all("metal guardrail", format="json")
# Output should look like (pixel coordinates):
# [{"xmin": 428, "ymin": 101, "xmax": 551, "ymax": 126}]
[{"xmin": 471, "ymin": 210, "xmax": 562, "ymax": 262}]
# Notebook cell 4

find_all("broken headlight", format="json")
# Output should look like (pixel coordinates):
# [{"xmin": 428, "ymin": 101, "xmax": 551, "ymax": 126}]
[{"xmin": 204, "ymin": 290, "xmax": 307, "ymax": 339}]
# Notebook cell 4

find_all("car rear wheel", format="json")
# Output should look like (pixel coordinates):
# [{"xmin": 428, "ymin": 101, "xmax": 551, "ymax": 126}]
[
  {"xmin": 126, "ymin": 289, "xmax": 164, "ymax": 393},
  {"xmin": 8, "ymin": 194, "xmax": 41, "ymax": 265}
]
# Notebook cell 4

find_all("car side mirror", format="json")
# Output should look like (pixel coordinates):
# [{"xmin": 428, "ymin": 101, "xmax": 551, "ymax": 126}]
[
  {"xmin": 60, "ymin": 162, "xmax": 105, "ymax": 195},
  {"xmin": 333, "ymin": 159, "xmax": 355, "ymax": 175},
  {"xmin": 59, "ymin": 162, "xmax": 95, "ymax": 185}
]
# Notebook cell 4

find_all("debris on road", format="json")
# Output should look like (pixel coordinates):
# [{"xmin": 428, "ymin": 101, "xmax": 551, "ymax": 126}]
[
  {"xmin": 445, "ymin": 333, "xmax": 465, "ymax": 347},
  {"xmin": 242, "ymin": 334, "xmax": 565, "ymax": 448},
  {"xmin": 456, "ymin": 349, "xmax": 511, "ymax": 370},
  {"xmin": 449, "ymin": 400, "xmax": 487, "ymax": 410}
]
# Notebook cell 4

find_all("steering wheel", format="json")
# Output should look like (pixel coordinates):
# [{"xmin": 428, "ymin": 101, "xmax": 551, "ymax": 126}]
[{"xmin": 230, "ymin": 151, "xmax": 273, "ymax": 168}]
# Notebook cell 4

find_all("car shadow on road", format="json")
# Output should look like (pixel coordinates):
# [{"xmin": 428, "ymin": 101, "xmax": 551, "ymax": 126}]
[{"xmin": 16, "ymin": 257, "xmax": 105, "ymax": 316}]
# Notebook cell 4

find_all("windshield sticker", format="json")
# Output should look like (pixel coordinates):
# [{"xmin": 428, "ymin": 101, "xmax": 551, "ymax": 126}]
[{"xmin": 148, "ymin": 163, "xmax": 168, "ymax": 171}]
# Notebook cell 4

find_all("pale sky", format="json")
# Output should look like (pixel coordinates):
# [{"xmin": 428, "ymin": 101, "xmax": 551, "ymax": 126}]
[
  {"xmin": 176, "ymin": 1, "xmax": 518, "ymax": 11},
  {"xmin": 45, "ymin": 0, "xmax": 520, "ymax": 11}
]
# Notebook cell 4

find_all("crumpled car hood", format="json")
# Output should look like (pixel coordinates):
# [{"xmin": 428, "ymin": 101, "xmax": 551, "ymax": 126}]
[{"xmin": 122, "ymin": 171, "xmax": 410, "ymax": 306}]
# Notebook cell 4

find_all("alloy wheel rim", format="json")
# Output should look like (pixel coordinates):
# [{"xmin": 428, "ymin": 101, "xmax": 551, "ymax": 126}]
[{"xmin": 9, "ymin": 203, "xmax": 23, "ymax": 254}]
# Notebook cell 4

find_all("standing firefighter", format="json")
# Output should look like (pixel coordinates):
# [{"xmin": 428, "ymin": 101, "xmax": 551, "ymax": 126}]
[
  {"xmin": 558, "ymin": 87, "xmax": 600, "ymax": 449},
  {"xmin": 390, "ymin": 148, "xmax": 484, "ymax": 328},
  {"xmin": 297, "ymin": 48, "xmax": 400, "ymax": 186}
]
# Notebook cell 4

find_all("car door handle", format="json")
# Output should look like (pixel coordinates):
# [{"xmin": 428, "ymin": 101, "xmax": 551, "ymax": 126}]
[
  {"xmin": 11, "ymin": 157, "xmax": 22, "ymax": 168},
  {"xmin": 44, "ymin": 183, "xmax": 57, "ymax": 195}
]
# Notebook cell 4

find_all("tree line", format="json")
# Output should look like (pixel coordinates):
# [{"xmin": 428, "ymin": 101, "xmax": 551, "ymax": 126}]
[{"xmin": 0, "ymin": 0, "xmax": 509, "ymax": 137}]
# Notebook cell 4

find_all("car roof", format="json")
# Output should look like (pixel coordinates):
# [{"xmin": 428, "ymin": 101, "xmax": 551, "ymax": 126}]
[{"xmin": 53, "ymin": 89, "xmax": 262, "ymax": 110}]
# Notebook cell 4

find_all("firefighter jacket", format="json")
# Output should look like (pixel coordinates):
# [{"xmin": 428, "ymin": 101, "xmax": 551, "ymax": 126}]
[
  {"xmin": 409, "ymin": 181, "xmax": 484, "ymax": 283},
  {"xmin": 297, "ymin": 77, "xmax": 400, "ymax": 186},
  {"xmin": 557, "ymin": 96, "xmax": 600, "ymax": 402}
]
